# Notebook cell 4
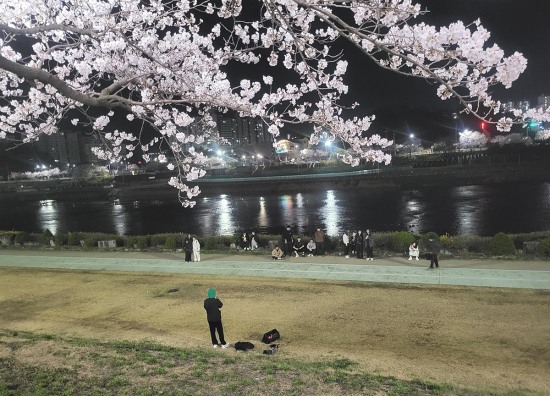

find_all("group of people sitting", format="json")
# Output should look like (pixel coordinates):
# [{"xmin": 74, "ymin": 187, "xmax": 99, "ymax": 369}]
[
  {"xmin": 271, "ymin": 237, "xmax": 318, "ymax": 260},
  {"xmin": 236, "ymin": 227, "xmax": 424, "ymax": 262},
  {"xmin": 236, "ymin": 231, "xmax": 261, "ymax": 251}
]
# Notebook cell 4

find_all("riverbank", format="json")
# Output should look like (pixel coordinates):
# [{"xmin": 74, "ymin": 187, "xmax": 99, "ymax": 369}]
[{"xmin": 2, "ymin": 161, "xmax": 550, "ymax": 202}]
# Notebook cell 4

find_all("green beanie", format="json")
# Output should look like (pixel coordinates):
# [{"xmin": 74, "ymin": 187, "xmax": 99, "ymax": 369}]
[{"xmin": 207, "ymin": 288, "xmax": 216, "ymax": 298}]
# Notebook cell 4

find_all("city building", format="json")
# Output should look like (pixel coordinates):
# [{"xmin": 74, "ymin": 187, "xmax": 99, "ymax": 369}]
[
  {"xmin": 214, "ymin": 113, "xmax": 274, "ymax": 158},
  {"xmin": 34, "ymin": 129, "xmax": 101, "ymax": 168}
]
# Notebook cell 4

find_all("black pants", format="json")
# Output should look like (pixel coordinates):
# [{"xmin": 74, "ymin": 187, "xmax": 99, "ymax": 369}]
[
  {"xmin": 283, "ymin": 242, "xmax": 292, "ymax": 256},
  {"xmin": 208, "ymin": 320, "xmax": 226, "ymax": 345},
  {"xmin": 356, "ymin": 245, "xmax": 364, "ymax": 259},
  {"xmin": 430, "ymin": 254, "xmax": 439, "ymax": 268},
  {"xmin": 366, "ymin": 245, "xmax": 374, "ymax": 259},
  {"xmin": 315, "ymin": 242, "xmax": 325, "ymax": 256}
]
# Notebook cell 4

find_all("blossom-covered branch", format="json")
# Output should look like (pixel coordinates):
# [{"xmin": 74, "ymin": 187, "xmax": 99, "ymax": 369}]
[{"xmin": 0, "ymin": 0, "xmax": 529, "ymax": 206}]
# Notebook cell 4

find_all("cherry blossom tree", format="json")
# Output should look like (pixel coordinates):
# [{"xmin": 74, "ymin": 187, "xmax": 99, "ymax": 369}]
[
  {"xmin": 0, "ymin": 0, "xmax": 530, "ymax": 206},
  {"xmin": 459, "ymin": 130, "xmax": 487, "ymax": 149}
]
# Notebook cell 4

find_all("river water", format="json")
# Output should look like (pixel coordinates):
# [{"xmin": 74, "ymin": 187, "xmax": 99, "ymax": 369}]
[{"xmin": 2, "ymin": 181, "xmax": 550, "ymax": 237}]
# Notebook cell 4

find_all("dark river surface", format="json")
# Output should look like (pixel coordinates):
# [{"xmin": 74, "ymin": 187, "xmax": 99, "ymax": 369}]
[{"xmin": 2, "ymin": 181, "xmax": 550, "ymax": 237}]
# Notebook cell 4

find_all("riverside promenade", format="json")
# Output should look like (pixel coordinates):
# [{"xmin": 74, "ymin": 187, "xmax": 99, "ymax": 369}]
[{"xmin": 1, "ymin": 250, "xmax": 549, "ymax": 289}]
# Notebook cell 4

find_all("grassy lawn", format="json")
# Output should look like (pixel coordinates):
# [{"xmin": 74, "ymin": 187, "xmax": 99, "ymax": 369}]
[{"xmin": 0, "ymin": 267, "xmax": 549, "ymax": 395}]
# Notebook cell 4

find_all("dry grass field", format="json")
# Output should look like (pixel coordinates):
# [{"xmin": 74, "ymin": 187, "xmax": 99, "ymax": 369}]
[{"xmin": 0, "ymin": 267, "xmax": 549, "ymax": 394}]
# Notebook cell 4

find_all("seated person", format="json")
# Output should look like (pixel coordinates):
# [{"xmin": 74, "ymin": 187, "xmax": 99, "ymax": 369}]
[
  {"xmin": 293, "ymin": 237, "xmax": 305, "ymax": 257},
  {"xmin": 306, "ymin": 239, "xmax": 316, "ymax": 257},
  {"xmin": 271, "ymin": 245, "xmax": 284, "ymax": 260},
  {"xmin": 238, "ymin": 232, "xmax": 250, "ymax": 250},
  {"xmin": 408, "ymin": 242, "xmax": 419, "ymax": 260}
]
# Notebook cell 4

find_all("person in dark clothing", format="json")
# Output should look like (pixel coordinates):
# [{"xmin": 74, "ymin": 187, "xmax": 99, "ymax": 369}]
[
  {"xmin": 355, "ymin": 230, "xmax": 364, "ymax": 259},
  {"xmin": 293, "ymin": 237, "xmax": 305, "ymax": 257},
  {"xmin": 183, "ymin": 234, "xmax": 193, "ymax": 262},
  {"xmin": 282, "ymin": 226, "xmax": 293, "ymax": 257},
  {"xmin": 314, "ymin": 227, "xmax": 325, "ymax": 256},
  {"xmin": 238, "ymin": 232, "xmax": 250, "ymax": 250},
  {"xmin": 350, "ymin": 231, "xmax": 357, "ymax": 256},
  {"xmin": 203, "ymin": 288, "xmax": 228, "ymax": 348},
  {"xmin": 250, "ymin": 231, "xmax": 260, "ymax": 250},
  {"xmin": 428, "ymin": 237, "xmax": 441, "ymax": 269},
  {"xmin": 364, "ymin": 229, "xmax": 375, "ymax": 261}
]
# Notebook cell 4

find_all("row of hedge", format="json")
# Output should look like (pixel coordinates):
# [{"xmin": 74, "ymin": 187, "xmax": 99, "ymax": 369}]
[{"xmin": 2, "ymin": 229, "xmax": 550, "ymax": 258}]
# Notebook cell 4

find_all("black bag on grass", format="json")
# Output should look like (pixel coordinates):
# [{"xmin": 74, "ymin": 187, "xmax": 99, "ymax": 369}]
[
  {"xmin": 234, "ymin": 341, "xmax": 255, "ymax": 351},
  {"xmin": 261, "ymin": 329, "xmax": 280, "ymax": 344}
]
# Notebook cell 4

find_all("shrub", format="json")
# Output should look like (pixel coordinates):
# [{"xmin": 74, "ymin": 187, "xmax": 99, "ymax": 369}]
[
  {"xmin": 372, "ymin": 232, "xmax": 393, "ymax": 252},
  {"xmin": 67, "ymin": 232, "xmax": 82, "ymax": 246},
  {"xmin": 150, "ymin": 234, "xmax": 166, "ymax": 247},
  {"xmin": 135, "ymin": 236, "xmax": 148, "ymax": 250},
  {"xmin": 536, "ymin": 237, "xmax": 550, "ymax": 258},
  {"xmin": 165, "ymin": 236, "xmax": 177, "ymax": 250},
  {"xmin": 490, "ymin": 232, "xmax": 516, "ymax": 256},
  {"xmin": 83, "ymin": 237, "xmax": 98, "ymax": 249},
  {"xmin": 392, "ymin": 231, "xmax": 416, "ymax": 254},
  {"xmin": 54, "ymin": 233, "xmax": 67, "ymax": 247},
  {"xmin": 204, "ymin": 236, "xmax": 219, "ymax": 250},
  {"xmin": 324, "ymin": 235, "xmax": 338, "ymax": 252},
  {"xmin": 126, "ymin": 236, "xmax": 139, "ymax": 248},
  {"xmin": 14, "ymin": 231, "xmax": 31, "ymax": 245},
  {"xmin": 39, "ymin": 229, "xmax": 54, "ymax": 245}
]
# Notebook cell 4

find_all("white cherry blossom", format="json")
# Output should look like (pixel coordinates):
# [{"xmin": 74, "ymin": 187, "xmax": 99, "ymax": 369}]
[{"xmin": 0, "ymin": 0, "xmax": 531, "ymax": 206}]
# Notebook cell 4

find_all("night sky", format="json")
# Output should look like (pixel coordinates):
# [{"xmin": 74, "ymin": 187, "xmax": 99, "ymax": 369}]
[
  {"xmin": 323, "ymin": 0, "xmax": 550, "ymax": 142},
  {"xmin": 347, "ymin": 0, "xmax": 550, "ymax": 111}
]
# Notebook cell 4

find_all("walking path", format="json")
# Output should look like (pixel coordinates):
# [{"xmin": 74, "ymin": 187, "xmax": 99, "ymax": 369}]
[{"xmin": 1, "ymin": 250, "xmax": 549, "ymax": 289}]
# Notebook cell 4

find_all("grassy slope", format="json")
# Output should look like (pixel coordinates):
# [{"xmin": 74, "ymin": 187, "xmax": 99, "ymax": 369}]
[{"xmin": 0, "ymin": 268, "xmax": 549, "ymax": 395}]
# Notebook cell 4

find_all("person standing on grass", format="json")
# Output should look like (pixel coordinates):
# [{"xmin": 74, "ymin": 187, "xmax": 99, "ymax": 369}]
[
  {"xmin": 183, "ymin": 234, "xmax": 193, "ymax": 262},
  {"xmin": 428, "ymin": 236, "xmax": 441, "ymax": 270},
  {"xmin": 192, "ymin": 236, "xmax": 201, "ymax": 262},
  {"xmin": 204, "ymin": 288, "xmax": 229, "ymax": 349}
]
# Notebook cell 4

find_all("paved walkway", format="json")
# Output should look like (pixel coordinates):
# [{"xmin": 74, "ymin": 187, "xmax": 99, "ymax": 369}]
[{"xmin": 1, "ymin": 250, "xmax": 549, "ymax": 289}]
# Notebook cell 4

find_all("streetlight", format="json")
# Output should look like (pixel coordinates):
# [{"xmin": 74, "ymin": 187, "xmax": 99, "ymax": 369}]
[{"xmin": 409, "ymin": 134, "xmax": 414, "ymax": 158}]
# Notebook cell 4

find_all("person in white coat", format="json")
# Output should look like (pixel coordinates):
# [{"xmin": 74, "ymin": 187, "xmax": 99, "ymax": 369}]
[
  {"xmin": 408, "ymin": 241, "xmax": 419, "ymax": 261},
  {"xmin": 342, "ymin": 231, "xmax": 350, "ymax": 258},
  {"xmin": 192, "ymin": 236, "xmax": 201, "ymax": 262}
]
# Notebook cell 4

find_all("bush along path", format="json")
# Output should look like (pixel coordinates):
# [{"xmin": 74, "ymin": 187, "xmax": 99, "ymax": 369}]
[{"xmin": 2, "ymin": 229, "xmax": 550, "ymax": 259}]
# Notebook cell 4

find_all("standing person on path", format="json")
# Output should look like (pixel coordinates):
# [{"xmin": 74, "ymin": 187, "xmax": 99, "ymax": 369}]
[
  {"xmin": 365, "ymin": 230, "xmax": 375, "ymax": 261},
  {"xmin": 250, "ymin": 231, "xmax": 260, "ymax": 250},
  {"xmin": 342, "ymin": 230, "xmax": 350, "ymax": 258},
  {"xmin": 282, "ymin": 225, "xmax": 294, "ymax": 257},
  {"xmin": 204, "ymin": 288, "xmax": 229, "ymax": 348},
  {"xmin": 314, "ymin": 227, "xmax": 325, "ymax": 256},
  {"xmin": 183, "ymin": 234, "xmax": 193, "ymax": 262},
  {"xmin": 355, "ymin": 230, "xmax": 364, "ymax": 259},
  {"xmin": 428, "ymin": 236, "xmax": 441, "ymax": 269},
  {"xmin": 192, "ymin": 236, "xmax": 201, "ymax": 262},
  {"xmin": 350, "ymin": 231, "xmax": 357, "ymax": 256}
]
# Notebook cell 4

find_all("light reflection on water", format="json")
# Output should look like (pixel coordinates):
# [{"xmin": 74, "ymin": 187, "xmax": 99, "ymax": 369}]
[{"xmin": 2, "ymin": 182, "xmax": 550, "ymax": 237}]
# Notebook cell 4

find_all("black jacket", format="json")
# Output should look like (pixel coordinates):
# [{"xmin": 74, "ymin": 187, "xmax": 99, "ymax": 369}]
[{"xmin": 204, "ymin": 298, "xmax": 223, "ymax": 322}]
